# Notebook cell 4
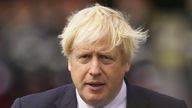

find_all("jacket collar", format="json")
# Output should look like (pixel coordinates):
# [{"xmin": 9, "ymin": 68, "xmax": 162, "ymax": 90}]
[
  {"xmin": 54, "ymin": 84, "xmax": 77, "ymax": 108},
  {"xmin": 54, "ymin": 78, "xmax": 149, "ymax": 108},
  {"xmin": 125, "ymin": 77, "xmax": 149, "ymax": 108}
]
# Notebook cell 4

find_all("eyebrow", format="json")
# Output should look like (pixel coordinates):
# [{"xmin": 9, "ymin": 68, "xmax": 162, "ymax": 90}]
[{"xmin": 72, "ymin": 45, "xmax": 117, "ymax": 54}]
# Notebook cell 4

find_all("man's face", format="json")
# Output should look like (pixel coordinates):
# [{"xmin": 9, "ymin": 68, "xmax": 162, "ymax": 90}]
[{"xmin": 68, "ymin": 38, "xmax": 130, "ymax": 107}]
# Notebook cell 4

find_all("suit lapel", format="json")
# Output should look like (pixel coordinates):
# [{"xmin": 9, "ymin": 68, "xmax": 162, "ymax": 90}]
[
  {"xmin": 53, "ymin": 78, "xmax": 149, "ymax": 108},
  {"xmin": 125, "ymin": 78, "xmax": 149, "ymax": 108},
  {"xmin": 54, "ymin": 84, "xmax": 77, "ymax": 108}
]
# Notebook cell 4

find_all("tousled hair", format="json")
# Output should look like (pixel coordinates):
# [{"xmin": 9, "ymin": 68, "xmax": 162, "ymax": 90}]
[{"xmin": 59, "ymin": 3, "xmax": 147, "ymax": 61}]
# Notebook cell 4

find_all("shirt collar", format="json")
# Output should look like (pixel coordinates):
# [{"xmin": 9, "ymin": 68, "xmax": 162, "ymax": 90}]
[{"xmin": 76, "ymin": 80, "xmax": 127, "ymax": 108}]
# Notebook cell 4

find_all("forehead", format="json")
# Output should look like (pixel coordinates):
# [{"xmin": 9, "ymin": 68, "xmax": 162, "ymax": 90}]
[
  {"xmin": 73, "ymin": 42, "xmax": 113, "ymax": 52},
  {"xmin": 72, "ymin": 40, "xmax": 120, "ymax": 55},
  {"xmin": 73, "ymin": 33, "xmax": 112, "ymax": 49},
  {"xmin": 70, "ymin": 42, "xmax": 126, "ymax": 63}
]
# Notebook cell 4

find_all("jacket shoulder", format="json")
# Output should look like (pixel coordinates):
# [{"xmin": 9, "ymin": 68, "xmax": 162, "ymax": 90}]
[
  {"xmin": 12, "ymin": 84, "xmax": 74, "ymax": 108},
  {"xmin": 131, "ymin": 85, "xmax": 188, "ymax": 108}
]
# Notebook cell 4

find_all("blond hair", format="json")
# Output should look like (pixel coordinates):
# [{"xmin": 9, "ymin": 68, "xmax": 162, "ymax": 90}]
[{"xmin": 59, "ymin": 3, "xmax": 147, "ymax": 61}]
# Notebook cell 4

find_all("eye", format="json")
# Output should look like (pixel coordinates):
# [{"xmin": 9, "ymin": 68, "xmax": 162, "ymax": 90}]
[
  {"xmin": 80, "ymin": 54, "xmax": 91, "ymax": 59},
  {"xmin": 100, "ymin": 55, "xmax": 111, "ymax": 60},
  {"xmin": 78, "ymin": 54, "xmax": 91, "ymax": 63},
  {"xmin": 99, "ymin": 55, "xmax": 114, "ymax": 64}
]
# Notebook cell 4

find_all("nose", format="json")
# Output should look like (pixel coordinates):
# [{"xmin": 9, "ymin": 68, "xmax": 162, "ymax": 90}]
[{"xmin": 89, "ymin": 57, "xmax": 102, "ymax": 76}]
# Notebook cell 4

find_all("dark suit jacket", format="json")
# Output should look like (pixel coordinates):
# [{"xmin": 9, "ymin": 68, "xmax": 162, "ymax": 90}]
[{"xmin": 12, "ymin": 79, "xmax": 188, "ymax": 108}]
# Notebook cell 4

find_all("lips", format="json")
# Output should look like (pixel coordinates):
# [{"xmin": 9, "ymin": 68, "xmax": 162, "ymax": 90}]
[{"xmin": 85, "ymin": 81, "xmax": 105, "ymax": 91}]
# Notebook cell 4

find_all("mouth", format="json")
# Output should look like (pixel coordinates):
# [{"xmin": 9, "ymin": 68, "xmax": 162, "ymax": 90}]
[{"xmin": 85, "ymin": 81, "xmax": 105, "ymax": 91}]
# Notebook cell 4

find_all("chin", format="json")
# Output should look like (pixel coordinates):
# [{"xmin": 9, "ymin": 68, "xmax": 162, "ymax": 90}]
[
  {"xmin": 87, "ymin": 101, "xmax": 106, "ymax": 108},
  {"xmin": 84, "ymin": 95, "xmax": 108, "ymax": 107}
]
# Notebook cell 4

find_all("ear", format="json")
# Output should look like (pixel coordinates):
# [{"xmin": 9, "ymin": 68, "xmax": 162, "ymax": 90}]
[
  {"xmin": 124, "ymin": 62, "xmax": 131, "ymax": 73},
  {"xmin": 68, "ymin": 60, "xmax": 71, "ymax": 71}
]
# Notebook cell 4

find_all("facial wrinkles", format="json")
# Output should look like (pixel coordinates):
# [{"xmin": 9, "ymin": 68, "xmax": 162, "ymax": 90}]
[
  {"xmin": 73, "ymin": 44, "xmax": 117, "ymax": 78},
  {"xmin": 69, "ymin": 41, "xmax": 128, "ymax": 107}
]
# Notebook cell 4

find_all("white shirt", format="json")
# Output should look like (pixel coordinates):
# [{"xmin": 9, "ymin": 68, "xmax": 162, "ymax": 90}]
[{"xmin": 76, "ymin": 80, "xmax": 127, "ymax": 108}]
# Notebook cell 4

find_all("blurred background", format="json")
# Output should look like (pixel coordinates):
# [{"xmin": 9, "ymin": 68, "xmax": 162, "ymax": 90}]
[{"xmin": 0, "ymin": 0, "xmax": 191, "ymax": 107}]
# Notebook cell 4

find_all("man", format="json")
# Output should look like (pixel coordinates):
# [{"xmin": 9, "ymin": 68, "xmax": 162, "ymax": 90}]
[{"xmin": 12, "ymin": 4, "xmax": 188, "ymax": 108}]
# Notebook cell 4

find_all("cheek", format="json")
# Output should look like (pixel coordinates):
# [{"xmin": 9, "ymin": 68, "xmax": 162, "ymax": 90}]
[
  {"xmin": 104, "ymin": 64, "xmax": 126, "ymax": 84},
  {"xmin": 70, "ymin": 62, "xmax": 89, "ymax": 84},
  {"xmin": 107, "ymin": 63, "xmax": 127, "ymax": 76},
  {"xmin": 70, "ymin": 68, "xmax": 84, "ymax": 90}
]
